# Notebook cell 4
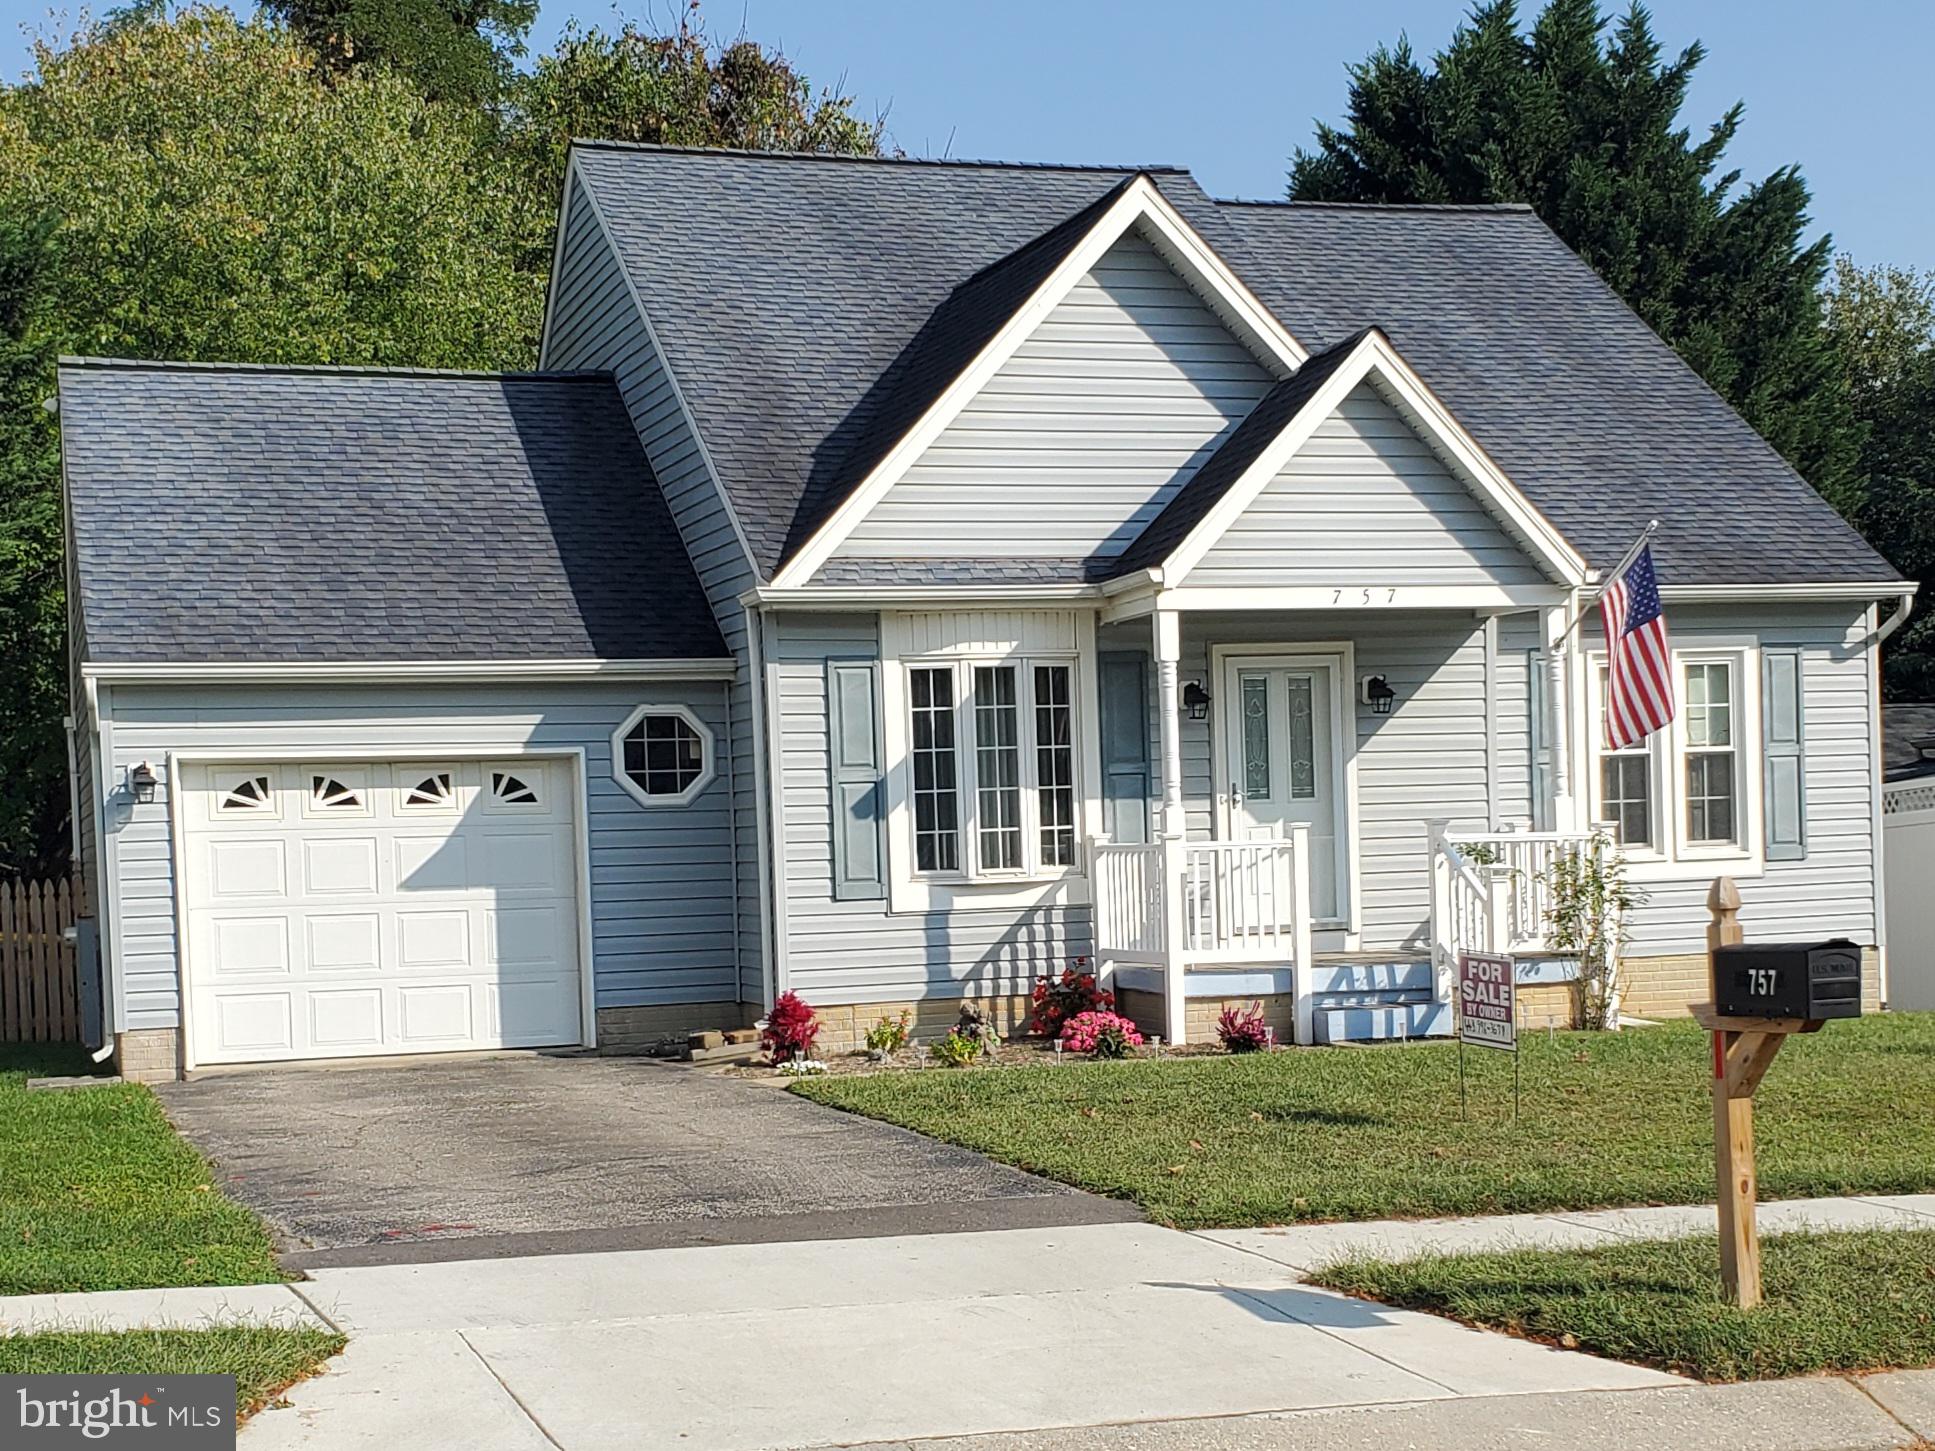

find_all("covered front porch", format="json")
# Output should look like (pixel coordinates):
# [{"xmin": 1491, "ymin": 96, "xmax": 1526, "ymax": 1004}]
[{"xmin": 1086, "ymin": 598, "xmax": 1596, "ymax": 1045}]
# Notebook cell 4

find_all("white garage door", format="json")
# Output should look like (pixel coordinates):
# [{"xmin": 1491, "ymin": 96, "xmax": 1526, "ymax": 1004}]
[{"xmin": 182, "ymin": 759, "xmax": 584, "ymax": 1064}]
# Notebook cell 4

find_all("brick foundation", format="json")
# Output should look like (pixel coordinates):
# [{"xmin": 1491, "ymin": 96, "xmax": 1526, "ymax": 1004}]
[
  {"xmin": 1514, "ymin": 982, "xmax": 1580, "ymax": 1029},
  {"xmin": 1116, "ymin": 988, "xmax": 1297, "ymax": 1045},
  {"xmin": 811, "ymin": 995, "xmax": 1037, "ymax": 1056},
  {"xmin": 1619, "ymin": 948, "xmax": 1883, "ymax": 1020},
  {"xmin": 596, "ymin": 1002, "xmax": 753, "ymax": 1054},
  {"xmin": 115, "ymin": 1028, "xmax": 181, "ymax": 1084}
]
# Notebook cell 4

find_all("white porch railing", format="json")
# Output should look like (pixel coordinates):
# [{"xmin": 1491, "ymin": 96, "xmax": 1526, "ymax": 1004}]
[
  {"xmin": 1428, "ymin": 827, "xmax": 1600, "ymax": 997},
  {"xmin": 1092, "ymin": 828, "xmax": 1316, "ymax": 1046},
  {"xmin": 1092, "ymin": 842, "xmax": 1165, "ymax": 964}
]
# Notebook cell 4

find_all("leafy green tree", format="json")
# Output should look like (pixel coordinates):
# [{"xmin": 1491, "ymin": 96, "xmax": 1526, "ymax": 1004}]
[
  {"xmin": 0, "ymin": 209, "xmax": 70, "ymax": 877},
  {"xmin": 260, "ymin": 0, "xmax": 537, "ymax": 105},
  {"xmin": 0, "ymin": 7, "xmax": 543, "ymax": 368},
  {"xmin": 1826, "ymin": 259, "xmax": 1935, "ymax": 697},
  {"xmin": 507, "ymin": 8, "xmax": 882, "ymax": 263},
  {"xmin": 1290, "ymin": 0, "xmax": 1858, "ymax": 506}
]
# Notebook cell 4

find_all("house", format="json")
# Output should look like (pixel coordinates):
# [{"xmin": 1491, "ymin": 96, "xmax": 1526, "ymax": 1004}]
[
  {"xmin": 1882, "ymin": 704, "xmax": 1935, "ymax": 1010},
  {"xmin": 60, "ymin": 144, "xmax": 1914, "ymax": 1081}
]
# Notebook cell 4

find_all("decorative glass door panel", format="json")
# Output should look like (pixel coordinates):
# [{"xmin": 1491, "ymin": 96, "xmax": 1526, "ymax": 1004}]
[{"xmin": 1221, "ymin": 658, "xmax": 1343, "ymax": 923}]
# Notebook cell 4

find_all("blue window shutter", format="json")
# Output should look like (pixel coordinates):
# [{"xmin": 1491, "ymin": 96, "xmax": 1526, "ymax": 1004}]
[
  {"xmin": 827, "ymin": 660, "xmax": 886, "ymax": 900},
  {"xmin": 1762, "ymin": 647, "xmax": 1806, "ymax": 861},
  {"xmin": 1100, "ymin": 653, "xmax": 1150, "ymax": 844}
]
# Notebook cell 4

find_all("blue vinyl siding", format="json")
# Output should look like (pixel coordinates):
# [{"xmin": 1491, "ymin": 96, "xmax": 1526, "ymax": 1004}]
[{"xmin": 100, "ymin": 681, "xmax": 736, "ymax": 1029}]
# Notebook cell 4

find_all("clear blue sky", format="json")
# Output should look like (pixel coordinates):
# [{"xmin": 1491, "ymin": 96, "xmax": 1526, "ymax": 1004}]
[{"xmin": 2, "ymin": 0, "xmax": 1928, "ymax": 268}]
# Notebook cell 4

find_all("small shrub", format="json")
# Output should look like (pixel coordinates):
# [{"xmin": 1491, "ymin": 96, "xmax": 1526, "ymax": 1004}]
[
  {"xmin": 1217, "ymin": 1002, "xmax": 1272, "ymax": 1053},
  {"xmin": 762, "ymin": 991, "xmax": 821, "ymax": 1062},
  {"xmin": 1060, "ymin": 1010, "xmax": 1144, "ymax": 1059},
  {"xmin": 930, "ymin": 1028, "xmax": 986, "ymax": 1067},
  {"xmin": 864, "ymin": 1011, "xmax": 911, "ymax": 1057},
  {"xmin": 1029, "ymin": 964, "xmax": 1114, "ymax": 1038}
]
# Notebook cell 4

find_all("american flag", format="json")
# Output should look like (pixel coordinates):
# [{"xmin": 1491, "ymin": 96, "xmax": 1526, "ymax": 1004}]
[{"xmin": 1600, "ymin": 544, "xmax": 1675, "ymax": 750}]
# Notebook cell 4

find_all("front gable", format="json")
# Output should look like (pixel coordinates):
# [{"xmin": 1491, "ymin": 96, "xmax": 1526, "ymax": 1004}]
[
  {"xmin": 1186, "ymin": 381, "xmax": 1549, "ymax": 589},
  {"xmin": 830, "ymin": 231, "xmax": 1276, "ymax": 564}
]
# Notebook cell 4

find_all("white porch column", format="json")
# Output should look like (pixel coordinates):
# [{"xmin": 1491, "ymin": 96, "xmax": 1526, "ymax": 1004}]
[
  {"xmin": 1289, "ymin": 821, "xmax": 1315, "ymax": 1044},
  {"xmin": 1542, "ymin": 603, "xmax": 1577, "ymax": 827},
  {"xmin": 1154, "ymin": 609, "xmax": 1188, "ymax": 1046}
]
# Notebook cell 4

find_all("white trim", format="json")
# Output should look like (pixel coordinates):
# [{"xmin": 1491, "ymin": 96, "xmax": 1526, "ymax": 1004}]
[
  {"xmin": 82, "ymin": 659, "xmax": 739, "ymax": 684},
  {"xmin": 1582, "ymin": 644, "xmax": 1767, "ymax": 883},
  {"xmin": 772, "ymin": 175, "xmax": 1309, "ymax": 587},
  {"xmin": 96, "ymin": 682, "xmax": 122, "ymax": 1035},
  {"xmin": 565, "ymin": 151, "xmax": 765, "ymax": 581},
  {"xmin": 1162, "ymin": 331, "xmax": 1589, "ymax": 590},
  {"xmin": 1867, "ymin": 604, "xmax": 1890, "ymax": 1003},
  {"xmin": 1156, "ymin": 584, "xmax": 1570, "ymax": 613},
  {"xmin": 609, "ymin": 702, "xmax": 718, "ymax": 807},
  {"xmin": 879, "ymin": 613, "xmax": 1095, "ymax": 913},
  {"xmin": 747, "ymin": 585, "xmax": 1100, "ymax": 610},
  {"xmin": 1660, "ymin": 582, "xmax": 1918, "ymax": 603},
  {"xmin": 751, "ymin": 608, "xmax": 783, "ymax": 1006},
  {"xmin": 1208, "ymin": 643, "xmax": 1361, "ymax": 939},
  {"xmin": 167, "ymin": 746, "xmax": 598, "ymax": 1071}
]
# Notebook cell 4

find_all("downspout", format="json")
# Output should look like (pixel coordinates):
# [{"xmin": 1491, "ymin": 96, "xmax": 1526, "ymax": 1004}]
[{"xmin": 1867, "ymin": 591, "xmax": 1915, "ymax": 647}]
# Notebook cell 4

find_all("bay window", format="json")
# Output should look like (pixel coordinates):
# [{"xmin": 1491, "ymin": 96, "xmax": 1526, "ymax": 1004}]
[{"xmin": 903, "ymin": 657, "xmax": 1079, "ymax": 881}]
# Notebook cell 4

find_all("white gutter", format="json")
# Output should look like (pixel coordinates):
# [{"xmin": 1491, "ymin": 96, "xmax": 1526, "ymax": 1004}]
[
  {"xmin": 81, "ymin": 658, "xmax": 740, "ymax": 683},
  {"xmin": 1660, "ymin": 581, "xmax": 1918, "ymax": 603}
]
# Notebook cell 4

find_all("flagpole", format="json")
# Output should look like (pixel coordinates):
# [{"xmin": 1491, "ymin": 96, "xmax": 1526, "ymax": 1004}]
[{"xmin": 1553, "ymin": 519, "xmax": 1660, "ymax": 648}]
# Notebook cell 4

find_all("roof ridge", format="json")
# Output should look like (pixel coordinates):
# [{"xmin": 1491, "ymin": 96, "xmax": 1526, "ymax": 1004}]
[
  {"xmin": 59, "ymin": 357, "xmax": 609, "ymax": 383},
  {"xmin": 569, "ymin": 138, "xmax": 1189, "ymax": 175},
  {"xmin": 1217, "ymin": 198, "xmax": 1537, "ymax": 214}
]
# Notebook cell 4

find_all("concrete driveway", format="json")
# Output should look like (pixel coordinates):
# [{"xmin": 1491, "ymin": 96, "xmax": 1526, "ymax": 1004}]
[{"xmin": 156, "ymin": 1053, "xmax": 1133, "ymax": 1268}]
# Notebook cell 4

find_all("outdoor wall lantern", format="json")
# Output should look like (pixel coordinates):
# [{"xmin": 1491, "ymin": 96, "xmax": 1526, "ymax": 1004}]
[
  {"xmin": 1361, "ymin": 675, "xmax": 1397, "ymax": 715},
  {"xmin": 1182, "ymin": 681, "xmax": 1211, "ymax": 721},
  {"xmin": 128, "ymin": 761, "xmax": 158, "ymax": 804}
]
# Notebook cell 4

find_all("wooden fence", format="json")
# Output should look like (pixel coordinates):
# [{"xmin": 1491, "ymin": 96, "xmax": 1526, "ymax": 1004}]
[{"xmin": 0, "ymin": 875, "xmax": 82, "ymax": 1043}]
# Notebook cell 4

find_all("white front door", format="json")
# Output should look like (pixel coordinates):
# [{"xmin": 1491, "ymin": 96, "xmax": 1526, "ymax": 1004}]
[
  {"xmin": 1221, "ymin": 656, "xmax": 1348, "ymax": 923},
  {"xmin": 182, "ymin": 759, "xmax": 585, "ymax": 1065}
]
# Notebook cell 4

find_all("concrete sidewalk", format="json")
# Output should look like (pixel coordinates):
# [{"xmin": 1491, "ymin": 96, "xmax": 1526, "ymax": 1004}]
[{"xmin": 238, "ymin": 1222, "xmax": 1679, "ymax": 1449}]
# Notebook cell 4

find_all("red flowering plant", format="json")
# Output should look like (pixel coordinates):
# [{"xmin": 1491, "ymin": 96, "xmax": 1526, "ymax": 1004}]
[
  {"xmin": 1059, "ymin": 1010, "xmax": 1144, "ymax": 1059},
  {"xmin": 1216, "ymin": 1002, "xmax": 1272, "ymax": 1053},
  {"xmin": 1029, "ymin": 963, "xmax": 1114, "ymax": 1038},
  {"xmin": 761, "ymin": 991, "xmax": 821, "ymax": 1063}
]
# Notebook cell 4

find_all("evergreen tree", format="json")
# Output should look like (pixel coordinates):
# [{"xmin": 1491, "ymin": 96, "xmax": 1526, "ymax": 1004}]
[
  {"xmin": 1826, "ymin": 259, "xmax": 1935, "ymax": 697},
  {"xmin": 1290, "ymin": 0, "xmax": 1858, "ymax": 506}
]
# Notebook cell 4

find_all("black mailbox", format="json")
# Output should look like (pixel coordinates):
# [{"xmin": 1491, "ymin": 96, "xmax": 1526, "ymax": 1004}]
[{"xmin": 1712, "ymin": 939, "xmax": 1864, "ymax": 1020}]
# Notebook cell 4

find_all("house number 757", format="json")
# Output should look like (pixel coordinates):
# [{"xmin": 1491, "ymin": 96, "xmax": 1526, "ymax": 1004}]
[
  {"xmin": 1332, "ymin": 589, "xmax": 1399, "ymax": 605},
  {"xmin": 1746, "ymin": 967, "xmax": 1779, "ymax": 996}
]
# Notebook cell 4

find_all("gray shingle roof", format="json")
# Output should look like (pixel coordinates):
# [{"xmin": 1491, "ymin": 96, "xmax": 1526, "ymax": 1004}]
[
  {"xmin": 1884, "ymin": 703, "xmax": 1935, "ymax": 783},
  {"xmin": 572, "ymin": 146, "xmax": 1895, "ymax": 587},
  {"xmin": 62, "ymin": 360, "xmax": 726, "ymax": 664}
]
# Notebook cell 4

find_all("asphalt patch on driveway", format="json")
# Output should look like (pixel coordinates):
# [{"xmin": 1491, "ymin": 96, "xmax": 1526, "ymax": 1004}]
[{"xmin": 156, "ymin": 1053, "xmax": 1137, "ymax": 1268}]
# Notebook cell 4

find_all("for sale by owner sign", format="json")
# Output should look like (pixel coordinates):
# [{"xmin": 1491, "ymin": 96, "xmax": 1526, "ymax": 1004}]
[{"xmin": 1457, "ymin": 951, "xmax": 1516, "ymax": 1050}]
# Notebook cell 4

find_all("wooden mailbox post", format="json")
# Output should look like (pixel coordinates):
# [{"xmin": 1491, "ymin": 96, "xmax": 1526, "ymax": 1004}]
[{"xmin": 1693, "ymin": 877, "xmax": 1825, "ymax": 1309}]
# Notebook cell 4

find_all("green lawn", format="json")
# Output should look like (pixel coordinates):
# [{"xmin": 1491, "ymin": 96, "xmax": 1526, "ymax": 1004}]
[
  {"xmin": 1313, "ymin": 1228, "xmax": 1935, "ymax": 1380},
  {"xmin": 794, "ymin": 1015, "xmax": 1935, "ymax": 1228},
  {"xmin": 0, "ymin": 1045, "xmax": 283, "ymax": 1293},
  {"xmin": 0, "ymin": 1327, "xmax": 346, "ymax": 1420}
]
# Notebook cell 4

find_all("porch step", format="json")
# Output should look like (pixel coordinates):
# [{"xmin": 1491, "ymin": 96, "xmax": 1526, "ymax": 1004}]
[
  {"xmin": 1313, "ymin": 1000, "xmax": 1455, "ymax": 1045},
  {"xmin": 1305, "ymin": 956, "xmax": 1433, "ymax": 996},
  {"xmin": 1311, "ymin": 989, "xmax": 1433, "ymax": 1010}
]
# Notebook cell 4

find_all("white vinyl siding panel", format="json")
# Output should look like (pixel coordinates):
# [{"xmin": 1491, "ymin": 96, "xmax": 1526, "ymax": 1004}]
[
  {"xmin": 1189, "ymin": 385, "xmax": 1547, "ymax": 588},
  {"xmin": 1621, "ymin": 604, "xmax": 1879, "ymax": 956},
  {"xmin": 837, "ymin": 234, "xmax": 1273, "ymax": 560},
  {"xmin": 100, "ymin": 682, "xmax": 737, "ymax": 1030},
  {"xmin": 544, "ymin": 177, "xmax": 765, "ymax": 1002},
  {"xmin": 775, "ymin": 613, "xmax": 1087, "ymax": 1002}
]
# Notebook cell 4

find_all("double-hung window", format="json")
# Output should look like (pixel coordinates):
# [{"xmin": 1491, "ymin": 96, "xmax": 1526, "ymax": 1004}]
[
  {"xmin": 1589, "ymin": 650, "xmax": 1754, "ymax": 866},
  {"xmin": 903, "ymin": 658, "xmax": 1079, "ymax": 882}
]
